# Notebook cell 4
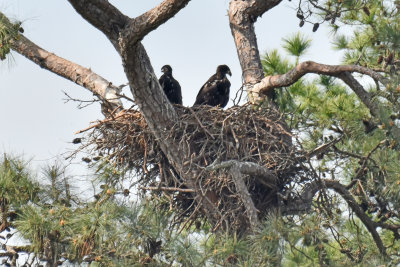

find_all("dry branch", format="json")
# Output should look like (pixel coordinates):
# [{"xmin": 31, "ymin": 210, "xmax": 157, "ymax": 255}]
[{"xmin": 0, "ymin": 10, "xmax": 124, "ymax": 114}]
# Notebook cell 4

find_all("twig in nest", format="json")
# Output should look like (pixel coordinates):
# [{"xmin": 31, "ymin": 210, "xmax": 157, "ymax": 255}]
[
  {"xmin": 233, "ymin": 84, "xmax": 246, "ymax": 105},
  {"xmin": 230, "ymin": 125, "xmax": 239, "ymax": 150},
  {"xmin": 188, "ymin": 107, "xmax": 215, "ymax": 139},
  {"xmin": 178, "ymin": 202, "xmax": 202, "ymax": 234},
  {"xmin": 116, "ymin": 93, "xmax": 135, "ymax": 103},
  {"xmin": 139, "ymin": 186, "xmax": 195, "ymax": 193},
  {"xmin": 74, "ymin": 110, "xmax": 127, "ymax": 134},
  {"xmin": 143, "ymin": 141, "xmax": 149, "ymax": 174}
]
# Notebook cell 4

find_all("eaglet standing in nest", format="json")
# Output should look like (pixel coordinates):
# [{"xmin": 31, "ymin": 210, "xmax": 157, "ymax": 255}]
[
  {"xmin": 194, "ymin": 64, "xmax": 231, "ymax": 108},
  {"xmin": 159, "ymin": 65, "xmax": 183, "ymax": 105}
]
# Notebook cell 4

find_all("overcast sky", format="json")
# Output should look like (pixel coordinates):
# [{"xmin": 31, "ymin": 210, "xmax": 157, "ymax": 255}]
[{"xmin": 0, "ymin": 0, "xmax": 343, "ymax": 175}]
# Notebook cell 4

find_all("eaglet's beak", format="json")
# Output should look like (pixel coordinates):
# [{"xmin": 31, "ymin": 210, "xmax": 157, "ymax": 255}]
[{"xmin": 228, "ymin": 70, "xmax": 232, "ymax": 76}]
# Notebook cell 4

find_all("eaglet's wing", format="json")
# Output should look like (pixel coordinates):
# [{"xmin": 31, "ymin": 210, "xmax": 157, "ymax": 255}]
[{"xmin": 194, "ymin": 74, "xmax": 220, "ymax": 106}]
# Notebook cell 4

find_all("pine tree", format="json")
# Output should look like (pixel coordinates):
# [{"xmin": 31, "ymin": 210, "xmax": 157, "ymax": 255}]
[{"xmin": 2, "ymin": 1, "xmax": 400, "ymax": 266}]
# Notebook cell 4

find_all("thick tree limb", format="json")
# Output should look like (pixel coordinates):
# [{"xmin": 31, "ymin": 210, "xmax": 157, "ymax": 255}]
[
  {"xmin": 67, "ymin": 0, "xmax": 129, "ymax": 47},
  {"xmin": 252, "ymin": 61, "xmax": 385, "ymax": 116},
  {"xmin": 206, "ymin": 160, "xmax": 279, "ymax": 229},
  {"xmin": 230, "ymin": 164, "xmax": 259, "ymax": 229},
  {"xmin": 228, "ymin": 0, "xmax": 282, "ymax": 103},
  {"xmin": 125, "ymin": 0, "xmax": 191, "ymax": 44},
  {"xmin": 1, "ymin": 10, "xmax": 123, "ymax": 113},
  {"xmin": 206, "ymin": 160, "xmax": 277, "ymax": 188},
  {"xmin": 90, "ymin": 0, "xmax": 221, "ymax": 225},
  {"xmin": 282, "ymin": 179, "xmax": 387, "ymax": 256},
  {"xmin": 338, "ymin": 72, "xmax": 378, "ymax": 116},
  {"xmin": 254, "ymin": 61, "xmax": 388, "ymax": 93},
  {"xmin": 10, "ymin": 34, "xmax": 123, "ymax": 113},
  {"xmin": 248, "ymin": 0, "xmax": 284, "ymax": 17}
]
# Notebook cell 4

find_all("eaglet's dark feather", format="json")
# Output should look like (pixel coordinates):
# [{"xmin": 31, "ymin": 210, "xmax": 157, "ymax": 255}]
[
  {"xmin": 159, "ymin": 65, "xmax": 182, "ymax": 105},
  {"xmin": 194, "ymin": 65, "xmax": 231, "ymax": 108}
]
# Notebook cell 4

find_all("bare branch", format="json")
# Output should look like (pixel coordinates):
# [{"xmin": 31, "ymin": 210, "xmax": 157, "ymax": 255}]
[
  {"xmin": 126, "ymin": 0, "xmax": 191, "ymax": 43},
  {"xmin": 252, "ymin": 61, "xmax": 385, "ymax": 116},
  {"xmin": 306, "ymin": 137, "xmax": 342, "ymax": 158},
  {"xmin": 254, "ymin": 61, "xmax": 388, "ymax": 94},
  {"xmin": 10, "ymin": 34, "xmax": 123, "ymax": 113}
]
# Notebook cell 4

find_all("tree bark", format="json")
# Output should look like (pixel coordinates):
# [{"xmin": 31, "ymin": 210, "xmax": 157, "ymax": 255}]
[
  {"xmin": 228, "ymin": 0, "xmax": 282, "ymax": 103},
  {"xmin": 206, "ymin": 159, "xmax": 280, "ymax": 229}
]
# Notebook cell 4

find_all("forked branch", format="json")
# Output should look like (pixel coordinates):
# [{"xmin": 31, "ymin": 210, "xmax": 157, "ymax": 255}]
[
  {"xmin": 126, "ymin": 0, "xmax": 191, "ymax": 44},
  {"xmin": 67, "ymin": 0, "xmax": 129, "ymax": 46},
  {"xmin": 248, "ymin": 0, "xmax": 284, "ymax": 18}
]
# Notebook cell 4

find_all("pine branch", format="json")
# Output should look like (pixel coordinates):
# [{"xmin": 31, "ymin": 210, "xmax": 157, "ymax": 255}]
[
  {"xmin": 252, "ymin": 61, "xmax": 388, "ymax": 116},
  {"xmin": 282, "ymin": 179, "xmax": 387, "ymax": 256}
]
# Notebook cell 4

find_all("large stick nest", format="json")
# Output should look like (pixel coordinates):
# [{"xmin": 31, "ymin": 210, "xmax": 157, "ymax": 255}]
[{"xmin": 81, "ymin": 104, "xmax": 310, "ymax": 232}]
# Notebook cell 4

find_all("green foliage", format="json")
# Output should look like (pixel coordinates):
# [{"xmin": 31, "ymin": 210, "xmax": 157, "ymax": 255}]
[
  {"xmin": 262, "ymin": 49, "xmax": 291, "ymax": 75},
  {"xmin": 256, "ymin": 10, "xmax": 400, "ymax": 261},
  {"xmin": 0, "ymin": 13, "xmax": 22, "ymax": 60},
  {"xmin": 0, "ymin": 155, "xmax": 41, "ymax": 207},
  {"xmin": 282, "ymin": 32, "xmax": 312, "ymax": 61},
  {"xmin": 4, "ymin": 1, "xmax": 400, "ymax": 266}
]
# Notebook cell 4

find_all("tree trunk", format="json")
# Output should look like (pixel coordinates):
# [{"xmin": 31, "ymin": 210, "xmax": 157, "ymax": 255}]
[{"xmin": 228, "ymin": 0, "xmax": 282, "ymax": 103}]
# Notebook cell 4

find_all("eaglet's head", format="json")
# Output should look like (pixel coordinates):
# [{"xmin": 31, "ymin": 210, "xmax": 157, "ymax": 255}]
[
  {"xmin": 217, "ymin": 64, "xmax": 232, "ymax": 77},
  {"xmin": 161, "ymin": 65, "xmax": 172, "ymax": 74}
]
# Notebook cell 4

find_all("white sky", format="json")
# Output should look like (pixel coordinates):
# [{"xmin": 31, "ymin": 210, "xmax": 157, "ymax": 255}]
[{"xmin": 0, "ymin": 0, "xmax": 343, "ymax": 175}]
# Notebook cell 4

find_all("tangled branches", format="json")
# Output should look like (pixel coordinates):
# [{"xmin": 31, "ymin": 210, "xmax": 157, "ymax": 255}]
[{"xmin": 78, "ymin": 105, "xmax": 310, "ymax": 232}]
